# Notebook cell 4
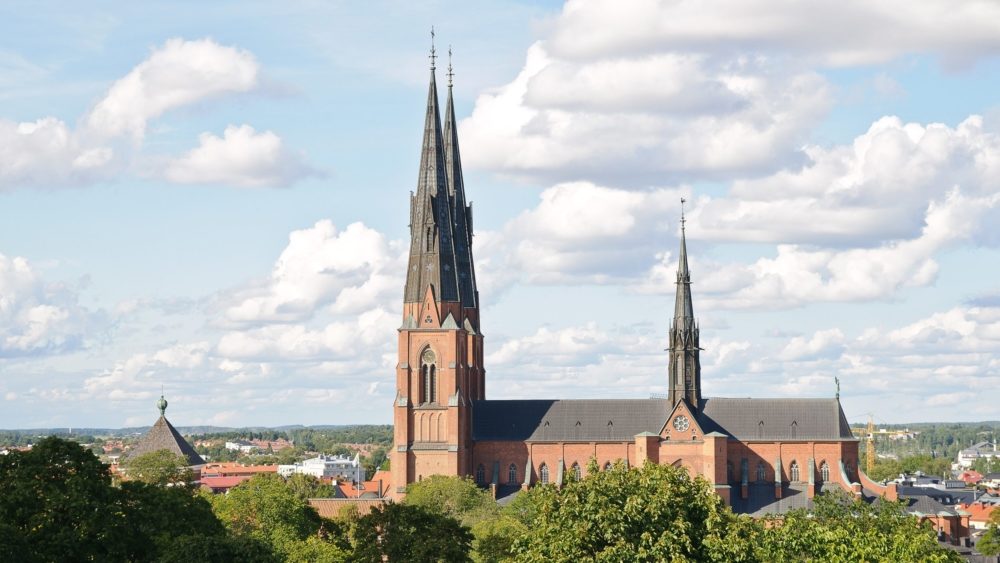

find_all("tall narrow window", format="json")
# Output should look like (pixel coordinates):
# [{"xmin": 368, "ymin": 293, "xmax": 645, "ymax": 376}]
[
  {"xmin": 572, "ymin": 463, "xmax": 581, "ymax": 481},
  {"xmin": 726, "ymin": 462, "xmax": 734, "ymax": 482},
  {"xmin": 740, "ymin": 458, "xmax": 749, "ymax": 483},
  {"xmin": 604, "ymin": 461, "xmax": 613, "ymax": 472},
  {"xmin": 508, "ymin": 463, "xmax": 517, "ymax": 484},
  {"xmin": 539, "ymin": 463, "xmax": 549, "ymax": 485},
  {"xmin": 429, "ymin": 365, "xmax": 437, "ymax": 403},
  {"xmin": 756, "ymin": 461, "xmax": 766, "ymax": 482},
  {"xmin": 790, "ymin": 421, "xmax": 797, "ymax": 439},
  {"xmin": 426, "ymin": 227, "xmax": 433, "ymax": 251},
  {"xmin": 790, "ymin": 460, "xmax": 800, "ymax": 482},
  {"xmin": 420, "ymin": 348, "xmax": 436, "ymax": 404},
  {"xmin": 420, "ymin": 365, "xmax": 429, "ymax": 404},
  {"xmin": 820, "ymin": 461, "xmax": 830, "ymax": 482},
  {"xmin": 758, "ymin": 421, "xmax": 764, "ymax": 439},
  {"xmin": 476, "ymin": 464, "xmax": 485, "ymax": 485}
]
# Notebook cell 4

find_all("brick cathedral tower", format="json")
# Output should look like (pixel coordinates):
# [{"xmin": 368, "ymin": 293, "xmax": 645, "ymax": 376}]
[
  {"xmin": 392, "ymin": 41, "xmax": 484, "ymax": 495},
  {"xmin": 667, "ymin": 203, "xmax": 702, "ymax": 411}
]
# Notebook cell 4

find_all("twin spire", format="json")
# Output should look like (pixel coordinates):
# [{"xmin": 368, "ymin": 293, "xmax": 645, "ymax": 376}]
[{"xmin": 403, "ymin": 31, "xmax": 479, "ymax": 315}]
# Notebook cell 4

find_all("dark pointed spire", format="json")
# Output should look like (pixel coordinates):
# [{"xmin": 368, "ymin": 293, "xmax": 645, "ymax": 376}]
[
  {"xmin": 404, "ymin": 30, "xmax": 460, "ymax": 304},
  {"xmin": 674, "ymin": 198, "xmax": 694, "ymax": 326},
  {"xmin": 443, "ymin": 48, "xmax": 479, "ymax": 312},
  {"xmin": 668, "ymin": 199, "xmax": 701, "ymax": 410}
]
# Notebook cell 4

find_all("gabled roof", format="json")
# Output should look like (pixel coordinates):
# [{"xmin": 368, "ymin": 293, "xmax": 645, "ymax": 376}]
[
  {"xmin": 697, "ymin": 398, "xmax": 854, "ymax": 441},
  {"xmin": 472, "ymin": 399, "xmax": 669, "ymax": 442},
  {"xmin": 124, "ymin": 415, "xmax": 205, "ymax": 466}
]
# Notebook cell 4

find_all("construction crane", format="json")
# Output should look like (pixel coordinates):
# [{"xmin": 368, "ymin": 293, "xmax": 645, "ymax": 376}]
[{"xmin": 866, "ymin": 415, "xmax": 875, "ymax": 475}]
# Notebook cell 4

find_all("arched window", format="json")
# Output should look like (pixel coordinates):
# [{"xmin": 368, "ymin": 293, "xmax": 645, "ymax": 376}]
[
  {"xmin": 604, "ymin": 461, "xmax": 613, "ymax": 472},
  {"xmin": 790, "ymin": 460, "xmax": 800, "ymax": 482},
  {"xmin": 539, "ymin": 463, "xmax": 549, "ymax": 485},
  {"xmin": 476, "ymin": 464, "xmax": 485, "ymax": 485},
  {"xmin": 820, "ymin": 461, "xmax": 830, "ymax": 482},
  {"xmin": 572, "ymin": 463, "xmax": 581, "ymax": 481},
  {"xmin": 756, "ymin": 461, "xmax": 766, "ymax": 482},
  {"xmin": 420, "ymin": 348, "xmax": 436, "ymax": 404},
  {"xmin": 726, "ymin": 461, "xmax": 734, "ymax": 482},
  {"xmin": 508, "ymin": 463, "xmax": 517, "ymax": 484}
]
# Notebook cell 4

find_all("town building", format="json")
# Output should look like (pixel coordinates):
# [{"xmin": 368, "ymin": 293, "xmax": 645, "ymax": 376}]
[
  {"xmin": 389, "ymin": 46, "xmax": 870, "ymax": 515},
  {"xmin": 121, "ymin": 395, "xmax": 204, "ymax": 469},
  {"xmin": 278, "ymin": 453, "xmax": 365, "ymax": 482},
  {"xmin": 956, "ymin": 441, "xmax": 999, "ymax": 469},
  {"xmin": 224, "ymin": 440, "xmax": 260, "ymax": 454}
]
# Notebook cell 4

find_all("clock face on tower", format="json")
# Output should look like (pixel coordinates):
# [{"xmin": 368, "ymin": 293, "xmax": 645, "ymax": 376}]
[{"xmin": 672, "ymin": 415, "xmax": 690, "ymax": 432}]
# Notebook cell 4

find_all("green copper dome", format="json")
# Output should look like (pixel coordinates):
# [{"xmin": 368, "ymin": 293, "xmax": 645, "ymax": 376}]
[{"xmin": 156, "ymin": 394, "xmax": 168, "ymax": 416}]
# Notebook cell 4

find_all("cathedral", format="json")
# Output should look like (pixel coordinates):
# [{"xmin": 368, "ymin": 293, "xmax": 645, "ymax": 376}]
[{"xmin": 390, "ymin": 49, "xmax": 880, "ymax": 514}]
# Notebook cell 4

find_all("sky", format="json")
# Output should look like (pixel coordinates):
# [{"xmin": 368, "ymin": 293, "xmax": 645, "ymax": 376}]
[{"xmin": 2, "ymin": 0, "xmax": 1000, "ymax": 429}]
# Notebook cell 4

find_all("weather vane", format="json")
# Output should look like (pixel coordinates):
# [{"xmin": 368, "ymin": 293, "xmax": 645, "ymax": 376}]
[
  {"xmin": 835, "ymin": 377, "xmax": 840, "ymax": 399},
  {"xmin": 429, "ymin": 27, "xmax": 437, "ymax": 70}
]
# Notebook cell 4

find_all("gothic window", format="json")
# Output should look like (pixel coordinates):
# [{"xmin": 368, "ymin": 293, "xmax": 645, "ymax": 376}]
[
  {"xmin": 476, "ymin": 464, "xmax": 485, "ymax": 485},
  {"xmin": 572, "ymin": 463, "xmax": 581, "ymax": 481},
  {"xmin": 740, "ymin": 458, "xmax": 748, "ymax": 483},
  {"xmin": 790, "ymin": 460, "xmax": 800, "ymax": 482},
  {"xmin": 426, "ymin": 227, "xmax": 433, "ymax": 251},
  {"xmin": 420, "ymin": 348, "xmax": 437, "ymax": 404},
  {"xmin": 726, "ymin": 461, "xmax": 734, "ymax": 482},
  {"xmin": 820, "ymin": 461, "xmax": 830, "ymax": 482},
  {"xmin": 539, "ymin": 463, "xmax": 549, "ymax": 485},
  {"xmin": 604, "ymin": 461, "xmax": 613, "ymax": 472},
  {"xmin": 508, "ymin": 463, "xmax": 517, "ymax": 485},
  {"xmin": 756, "ymin": 461, "xmax": 766, "ymax": 482}
]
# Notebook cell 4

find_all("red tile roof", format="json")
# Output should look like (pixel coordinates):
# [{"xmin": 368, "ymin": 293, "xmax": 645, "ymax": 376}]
[{"xmin": 199, "ymin": 475, "xmax": 253, "ymax": 491}]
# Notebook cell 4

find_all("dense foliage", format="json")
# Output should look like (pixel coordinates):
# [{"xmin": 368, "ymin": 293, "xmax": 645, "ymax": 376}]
[
  {"xmin": 979, "ymin": 508, "xmax": 1000, "ymax": 557},
  {"xmin": 122, "ymin": 450, "xmax": 196, "ymax": 485},
  {"xmin": 0, "ymin": 437, "xmax": 975, "ymax": 562}
]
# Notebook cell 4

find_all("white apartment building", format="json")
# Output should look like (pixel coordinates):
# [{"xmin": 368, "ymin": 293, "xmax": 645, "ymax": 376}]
[
  {"xmin": 278, "ymin": 453, "xmax": 365, "ymax": 482},
  {"xmin": 956, "ymin": 441, "xmax": 999, "ymax": 469},
  {"xmin": 224, "ymin": 440, "xmax": 259, "ymax": 454}
]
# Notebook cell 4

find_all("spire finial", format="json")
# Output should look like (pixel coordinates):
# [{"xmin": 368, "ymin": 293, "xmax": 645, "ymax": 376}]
[
  {"xmin": 680, "ymin": 197, "xmax": 687, "ymax": 234},
  {"xmin": 447, "ymin": 46, "xmax": 454, "ymax": 88},
  {"xmin": 835, "ymin": 377, "xmax": 841, "ymax": 399},
  {"xmin": 156, "ymin": 391, "xmax": 168, "ymax": 417},
  {"xmin": 429, "ymin": 27, "xmax": 437, "ymax": 71}
]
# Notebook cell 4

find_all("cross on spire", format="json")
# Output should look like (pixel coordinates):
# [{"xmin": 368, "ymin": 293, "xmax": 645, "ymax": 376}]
[
  {"xmin": 680, "ymin": 197, "xmax": 687, "ymax": 233},
  {"xmin": 447, "ymin": 46, "xmax": 454, "ymax": 87},
  {"xmin": 429, "ymin": 26, "xmax": 437, "ymax": 70}
]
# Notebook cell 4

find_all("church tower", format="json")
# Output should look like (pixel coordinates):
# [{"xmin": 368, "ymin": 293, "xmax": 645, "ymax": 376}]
[
  {"xmin": 392, "ymin": 39, "xmax": 483, "ymax": 495},
  {"xmin": 668, "ymin": 202, "xmax": 702, "ymax": 410}
]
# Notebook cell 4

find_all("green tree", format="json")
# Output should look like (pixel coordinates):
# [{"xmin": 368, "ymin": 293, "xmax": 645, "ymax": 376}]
[
  {"xmin": 756, "ymin": 490, "xmax": 962, "ymax": 562},
  {"xmin": 122, "ymin": 449, "xmax": 195, "ymax": 486},
  {"xmin": 351, "ymin": 502, "xmax": 473, "ymax": 562},
  {"xmin": 972, "ymin": 456, "xmax": 1000, "ymax": 475},
  {"xmin": 285, "ymin": 473, "xmax": 335, "ymax": 501},
  {"xmin": 156, "ymin": 535, "xmax": 280, "ymax": 563},
  {"xmin": 0, "ymin": 436, "xmax": 137, "ymax": 562},
  {"xmin": 512, "ymin": 460, "xmax": 749, "ymax": 562},
  {"xmin": 978, "ymin": 507, "xmax": 1000, "ymax": 557},
  {"xmin": 404, "ymin": 475, "xmax": 499, "ymax": 525},
  {"xmin": 210, "ymin": 473, "xmax": 349, "ymax": 560}
]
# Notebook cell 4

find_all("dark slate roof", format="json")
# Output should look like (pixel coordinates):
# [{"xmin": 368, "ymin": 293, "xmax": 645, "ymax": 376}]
[
  {"xmin": 898, "ymin": 494, "xmax": 958, "ymax": 516},
  {"xmin": 123, "ymin": 415, "xmax": 205, "ymax": 466},
  {"xmin": 472, "ymin": 399, "xmax": 669, "ymax": 442},
  {"xmin": 730, "ymin": 483, "xmax": 816, "ymax": 516},
  {"xmin": 697, "ymin": 398, "xmax": 854, "ymax": 441},
  {"xmin": 896, "ymin": 486, "xmax": 978, "ymax": 507}
]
